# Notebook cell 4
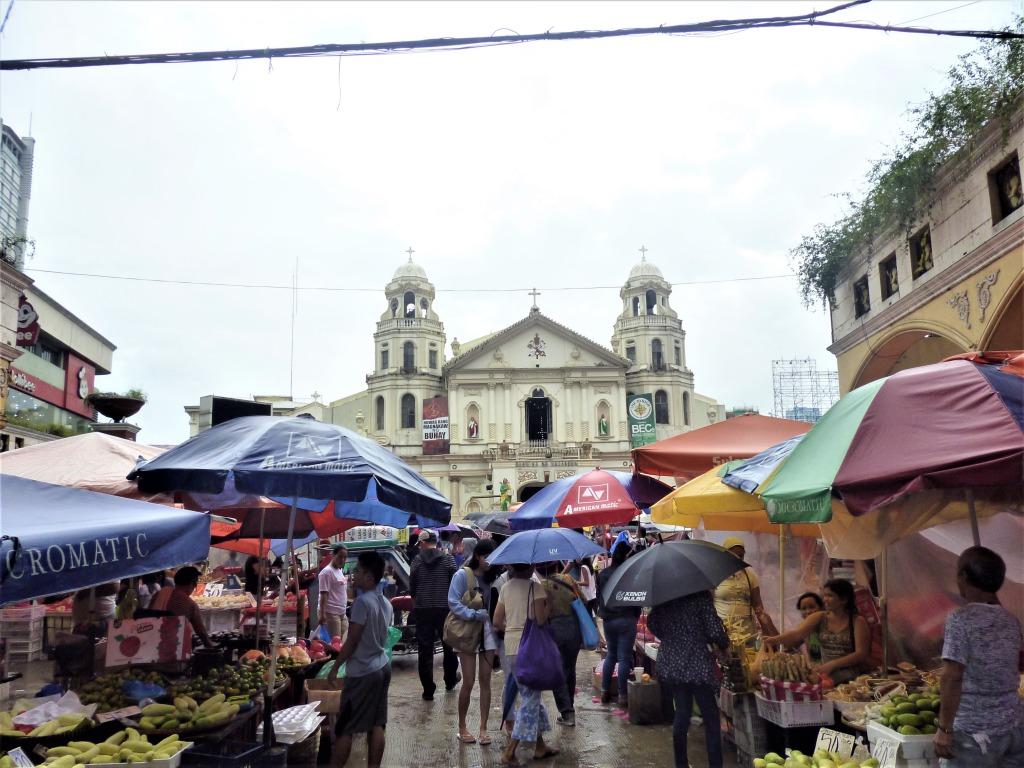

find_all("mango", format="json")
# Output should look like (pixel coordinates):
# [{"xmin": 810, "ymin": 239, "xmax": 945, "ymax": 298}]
[
  {"xmin": 753, "ymin": 760, "xmax": 767, "ymax": 768},
  {"xmin": 896, "ymin": 702, "xmax": 918, "ymax": 714},
  {"xmin": 921, "ymin": 723, "xmax": 938, "ymax": 734},
  {"xmin": 899, "ymin": 724, "xmax": 922, "ymax": 735},
  {"xmin": 765, "ymin": 754, "xmax": 785, "ymax": 766},
  {"xmin": 897, "ymin": 713, "xmax": 923, "ymax": 727}
]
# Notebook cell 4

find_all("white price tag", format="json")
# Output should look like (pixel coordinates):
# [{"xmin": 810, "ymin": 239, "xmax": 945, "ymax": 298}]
[
  {"xmin": 203, "ymin": 582, "xmax": 225, "ymax": 597},
  {"xmin": 815, "ymin": 728, "xmax": 857, "ymax": 757},
  {"xmin": 871, "ymin": 733, "xmax": 900, "ymax": 768},
  {"xmin": 96, "ymin": 705, "xmax": 142, "ymax": 723},
  {"xmin": 7, "ymin": 747, "xmax": 35, "ymax": 767}
]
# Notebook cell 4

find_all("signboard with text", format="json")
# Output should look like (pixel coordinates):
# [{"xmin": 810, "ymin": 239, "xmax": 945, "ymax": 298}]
[
  {"xmin": 627, "ymin": 393, "xmax": 657, "ymax": 448},
  {"xmin": 422, "ymin": 396, "xmax": 450, "ymax": 455}
]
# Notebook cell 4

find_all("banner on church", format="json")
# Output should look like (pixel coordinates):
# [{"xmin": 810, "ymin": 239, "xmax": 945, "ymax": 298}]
[
  {"xmin": 422, "ymin": 396, "xmax": 450, "ymax": 455},
  {"xmin": 627, "ymin": 393, "xmax": 657, "ymax": 448}
]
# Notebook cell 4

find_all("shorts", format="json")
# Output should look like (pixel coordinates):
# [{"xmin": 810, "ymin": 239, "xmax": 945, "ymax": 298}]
[
  {"xmin": 335, "ymin": 665, "xmax": 391, "ymax": 736},
  {"xmin": 482, "ymin": 620, "xmax": 499, "ymax": 653}
]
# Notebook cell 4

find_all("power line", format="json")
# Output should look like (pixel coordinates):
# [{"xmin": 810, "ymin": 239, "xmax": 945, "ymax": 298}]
[
  {"xmin": 24, "ymin": 266, "xmax": 797, "ymax": 293},
  {"xmin": 2, "ymin": 0, "xmax": 1020, "ymax": 72}
]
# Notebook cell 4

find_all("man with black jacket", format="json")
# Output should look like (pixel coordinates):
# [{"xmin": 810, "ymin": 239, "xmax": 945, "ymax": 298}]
[{"xmin": 410, "ymin": 529, "xmax": 459, "ymax": 700}]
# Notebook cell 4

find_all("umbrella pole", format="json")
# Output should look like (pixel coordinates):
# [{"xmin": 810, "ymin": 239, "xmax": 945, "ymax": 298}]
[
  {"xmin": 881, "ymin": 545, "xmax": 889, "ymax": 677},
  {"xmin": 266, "ymin": 498, "xmax": 296, "ymax": 689},
  {"xmin": 779, "ymin": 525, "xmax": 785, "ymax": 632},
  {"xmin": 255, "ymin": 508, "xmax": 266, "ymax": 650},
  {"xmin": 967, "ymin": 489, "xmax": 981, "ymax": 546}
]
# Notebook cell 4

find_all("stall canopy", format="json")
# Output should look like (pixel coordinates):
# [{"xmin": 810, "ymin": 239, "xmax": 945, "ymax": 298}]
[
  {"xmin": 0, "ymin": 475, "xmax": 211, "ymax": 605},
  {"xmin": 0, "ymin": 432, "xmax": 170, "ymax": 503},
  {"xmin": 632, "ymin": 414, "xmax": 812, "ymax": 480}
]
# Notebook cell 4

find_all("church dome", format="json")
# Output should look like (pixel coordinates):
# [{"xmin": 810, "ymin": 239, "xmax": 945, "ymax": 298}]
[
  {"xmin": 628, "ymin": 256, "xmax": 663, "ymax": 281},
  {"xmin": 393, "ymin": 258, "xmax": 429, "ymax": 281}
]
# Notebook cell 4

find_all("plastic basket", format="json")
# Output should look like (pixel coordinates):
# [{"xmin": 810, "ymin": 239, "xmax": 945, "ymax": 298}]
[
  {"xmin": 732, "ymin": 697, "xmax": 769, "ymax": 755},
  {"xmin": 867, "ymin": 719, "xmax": 939, "ymax": 763},
  {"xmin": 754, "ymin": 692, "xmax": 834, "ymax": 728},
  {"xmin": 760, "ymin": 675, "xmax": 823, "ymax": 702},
  {"xmin": 181, "ymin": 741, "xmax": 287, "ymax": 768},
  {"xmin": 0, "ymin": 621, "xmax": 44, "ymax": 640},
  {"xmin": 1, "ymin": 605, "xmax": 46, "ymax": 621}
]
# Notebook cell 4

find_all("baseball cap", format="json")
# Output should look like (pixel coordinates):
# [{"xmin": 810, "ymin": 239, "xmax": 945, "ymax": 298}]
[
  {"xmin": 418, "ymin": 530, "xmax": 437, "ymax": 544},
  {"xmin": 722, "ymin": 536, "xmax": 745, "ymax": 551},
  {"xmin": 331, "ymin": 542, "xmax": 349, "ymax": 554}
]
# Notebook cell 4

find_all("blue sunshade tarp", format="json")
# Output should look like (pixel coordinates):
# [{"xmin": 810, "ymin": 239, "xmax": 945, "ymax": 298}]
[{"xmin": 0, "ymin": 474, "xmax": 211, "ymax": 605}]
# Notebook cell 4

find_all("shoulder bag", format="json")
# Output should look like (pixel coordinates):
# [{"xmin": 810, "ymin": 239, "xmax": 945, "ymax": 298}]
[
  {"xmin": 515, "ymin": 582, "xmax": 566, "ymax": 691},
  {"xmin": 443, "ymin": 567, "xmax": 484, "ymax": 653}
]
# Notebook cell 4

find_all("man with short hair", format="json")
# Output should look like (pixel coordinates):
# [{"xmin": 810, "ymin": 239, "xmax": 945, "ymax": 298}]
[
  {"xmin": 333, "ymin": 552, "xmax": 394, "ymax": 768},
  {"xmin": 318, "ymin": 543, "xmax": 350, "ymax": 643},
  {"xmin": 935, "ymin": 546, "xmax": 1023, "ymax": 766},
  {"xmin": 149, "ymin": 566, "xmax": 213, "ymax": 647},
  {"xmin": 410, "ymin": 529, "xmax": 459, "ymax": 700}
]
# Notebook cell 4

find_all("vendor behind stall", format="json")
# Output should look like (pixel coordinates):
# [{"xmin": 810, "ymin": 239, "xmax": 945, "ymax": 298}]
[
  {"xmin": 72, "ymin": 583, "xmax": 118, "ymax": 639},
  {"xmin": 713, "ymin": 536, "xmax": 778, "ymax": 646},
  {"xmin": 149, "ymin": 566, "xmax": 213, "ymax": 647}
]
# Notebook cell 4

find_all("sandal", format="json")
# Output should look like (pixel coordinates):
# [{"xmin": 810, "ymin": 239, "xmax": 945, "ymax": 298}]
[
  {"xmin": 457, "ymin": 731, "xmax": 477, "ymax": 744},
  {"xmin": 479, "ymin": 732, "xmax": 493, "ymax": 746},
  {"xmin": 533, "ymin": 747, "xmax": 560, "ymax": 760}
]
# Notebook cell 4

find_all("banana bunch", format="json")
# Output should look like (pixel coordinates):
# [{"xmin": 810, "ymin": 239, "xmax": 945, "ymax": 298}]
[
  {"xmin": 41, "ymin": 728, "xmax": 186, "ymax": 766},
  {"xmin": 761, "ymin": 650, "xmax": 818, "ymax": 684},
  {"xmin": 136, "ymin": 694, "xmax": 241, "ymax": 733},
  {"xmin": 0, "ymin": 711, "xmax": 90, "ymax": 738}
]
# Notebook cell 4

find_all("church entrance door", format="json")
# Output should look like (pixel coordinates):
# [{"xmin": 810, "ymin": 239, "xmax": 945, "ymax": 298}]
[{"xmin": 525, "ymin": 389, "xmax": 551, "ymax": 442}]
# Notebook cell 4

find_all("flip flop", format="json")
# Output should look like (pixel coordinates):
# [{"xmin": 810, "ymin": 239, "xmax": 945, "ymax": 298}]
[
  {"xmin": 479, "ymin": 733, "xmax": 493, "ymax": 745},
  {"xmin": 457, "ymin": 732, "xmax": 477, "ymax": 744},
  {"xmin": 533, "ymin": 748, "xmax": 560, "ymax": 760}
]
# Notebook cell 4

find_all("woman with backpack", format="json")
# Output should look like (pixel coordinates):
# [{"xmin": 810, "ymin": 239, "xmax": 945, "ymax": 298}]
[
  {"xmin": 540, "ymin": 563, "xmax": 584, "ymax": 727},
  {"xmin": 447, "ymin": 539, "xmax": 499, "ymax": 745}
]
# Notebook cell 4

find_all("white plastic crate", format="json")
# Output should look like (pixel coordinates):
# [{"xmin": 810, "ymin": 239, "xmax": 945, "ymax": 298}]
[
  {"xmin": 0, "ymin": 619, "xmax": 44, "ymax": 640},
  {"xmin": 1, "ymin": 605, "xmax": 46, "ymax": 620},
  {"xmin": 754, "ymin": 692, "xmax": 834, "ymax": 728},
  {"xmin": 6, "ymin": 638, "xmax": 43, "ymax": 663},
  {"xmin": 867, "ymin": 719, "xmax": 939, "ymax": 765}
]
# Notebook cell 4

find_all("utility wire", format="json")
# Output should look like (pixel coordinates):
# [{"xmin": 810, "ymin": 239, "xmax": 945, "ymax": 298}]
[
  {"xmin": 24, "ymin": 266, "xmax": 796, "ymax": 293},
  {"xmin": 3, "ymin": 0, "xmax": 1020, "ymax": 71}
]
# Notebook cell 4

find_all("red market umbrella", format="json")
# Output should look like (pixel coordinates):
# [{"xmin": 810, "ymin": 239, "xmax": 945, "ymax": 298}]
[{"xmin": 632, "ymin": 414, "xmax": 813, "ymax": 481}]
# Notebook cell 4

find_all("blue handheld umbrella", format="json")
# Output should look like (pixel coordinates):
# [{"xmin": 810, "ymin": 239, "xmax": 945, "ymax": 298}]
[
  {"xmin": 0, "ymin": 475, "xmax": 211, "ymax": 605},
  {"xmin": 488, "ymin": 528, "xmax": 605, "ymax": 565}
]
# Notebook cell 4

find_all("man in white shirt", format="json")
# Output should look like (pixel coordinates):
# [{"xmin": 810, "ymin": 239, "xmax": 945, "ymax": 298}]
[{"xmin": 318, "ymin": 543, "xmax": 350, "ymax": 643}]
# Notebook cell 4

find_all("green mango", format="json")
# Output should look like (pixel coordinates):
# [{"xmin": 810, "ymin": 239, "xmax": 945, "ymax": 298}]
[
  {"xmin": 896, "ymin": 702, "xmax": 919, "ymax": 715},
  {"xmin": 921, "ymin": 723, "xmax": 938, "ymax": 735},
  {"xmin": 899, "ymin": 725, "xmax": 922, "ymax": 735},
  {"xmin": 897, "ymin": 713, "xmax": 923, "ymax": 727},
  {"xmin": 765, "ymin": 754, "xmax": 785, "ymax": 766}
]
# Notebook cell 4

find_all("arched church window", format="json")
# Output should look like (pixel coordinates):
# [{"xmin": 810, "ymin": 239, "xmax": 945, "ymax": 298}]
[
  {"xmin": 531, "ymin": 388, "xmax": 545, "ymax": 398},
  {"xmin": 645, "ymin": 289, "xmax": 657, "ymax": 315},
  {"xmin": 655, "ymin": 390, "xmax": 669, "ymax": 424},
  {"xmin": 632, "ymin": 297, "xmax": 640, "ymax": 317},
  {"xmin": 674, "ymin": 342, "xmax": 682, "ymax": 367},
  {"xmin": 651, "ymin": 339, "xmax": 664, "ymax": 370},
  {"xmin": 375, "ymin": 396, "xmax": 385, "ymax": 431},
  {"xmin": 683, "ymin": 392, "xmax": 691, "ymax": 426},
  {"xmin": 404, "ymin": 291, "xmax": 416, "ymax": 318},
  {"xmin": 403, "ymin": 341, "xmax": 415, "ymax": 372},
  {"xmin": 390, "ymin": 299, "xmax": 399, "ymax": 318},
  {"xmin": 625, "ymin": 343, "xmax": 636, "ymax": 363},
  {"xmin": 380, "ymin": 346, "xmax": 389, "ymax": 371},
  {"xmin": 420, "ymin": 298, "xmax": 429, "ymax": 318},
  {"xmin": 466, "ymin": 403, "xmax": 480, "ymax": 439},
  {"xmin": 401, "ymin": 393, "xmax": 416, "ymax": 429}
]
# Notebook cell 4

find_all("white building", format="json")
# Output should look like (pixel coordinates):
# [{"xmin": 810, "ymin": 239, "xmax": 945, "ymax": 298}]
[{"xmin": 187, "ymin": 254, "xmax": 724, "ymax": 518}]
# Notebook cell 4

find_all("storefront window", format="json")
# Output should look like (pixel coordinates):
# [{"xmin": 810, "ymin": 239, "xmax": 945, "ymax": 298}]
[{"xmin": 5, "ymin": 389, "xmax": 93, "ymax": 437}]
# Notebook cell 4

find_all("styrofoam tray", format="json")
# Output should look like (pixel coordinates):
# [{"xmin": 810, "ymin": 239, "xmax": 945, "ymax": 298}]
[{"xmin": 86, "ymin": 741, "xmax": 192, "ymax": 768}]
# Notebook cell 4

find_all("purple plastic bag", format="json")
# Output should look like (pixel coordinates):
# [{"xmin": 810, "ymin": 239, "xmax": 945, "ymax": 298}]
[{"xmin": 515, "ymin": 617, "xmax": 565, "ymax": 691}]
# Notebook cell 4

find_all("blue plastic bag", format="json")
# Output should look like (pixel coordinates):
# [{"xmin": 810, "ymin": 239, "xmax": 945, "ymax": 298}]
[
  {"xmin": 571, "ymin": 598, "xmax": 600, "ymax": 651},
  {"xmin": 316, "ymin": 624, "xmax": 332, "ymax": 645}
]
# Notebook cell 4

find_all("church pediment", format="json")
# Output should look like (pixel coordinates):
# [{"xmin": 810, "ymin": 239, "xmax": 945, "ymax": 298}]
[{"xmin": 444, "ymin": 311, "xmax": 629, "ymax": 373}]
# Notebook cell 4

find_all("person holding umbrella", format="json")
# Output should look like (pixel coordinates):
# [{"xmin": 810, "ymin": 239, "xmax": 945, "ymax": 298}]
[
  {"xmin": 596, "ymin": 542, "xmax": 641, "ymax": 708},
  {"xmin": 649, "ymin": 591, "xmax": 730, "ymax": 768}
]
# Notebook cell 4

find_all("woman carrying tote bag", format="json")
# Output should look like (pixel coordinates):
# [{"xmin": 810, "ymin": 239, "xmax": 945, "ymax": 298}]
[{"xmin": 494, "ymin": 563, "xmax": 560, "ymax": 766}]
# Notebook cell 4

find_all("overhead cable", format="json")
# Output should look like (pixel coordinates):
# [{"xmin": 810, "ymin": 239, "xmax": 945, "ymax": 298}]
[{"xmin": 3, "ymin": 0, "xmax": 1020, "ymax": 72}]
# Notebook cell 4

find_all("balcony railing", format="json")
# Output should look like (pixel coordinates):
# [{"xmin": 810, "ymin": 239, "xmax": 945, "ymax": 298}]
[
  {"xmin": 376, "ymin": 317, "xmax": 444, "ymax": 332},
  {"xmin": 617, "ymin": 315, "xmax": 682, "ymax": 330}
]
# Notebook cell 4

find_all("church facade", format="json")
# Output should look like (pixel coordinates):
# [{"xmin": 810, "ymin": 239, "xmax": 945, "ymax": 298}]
[{"xmin": 324, "ymin": 255, "xmax": 725, "ymax": 519}]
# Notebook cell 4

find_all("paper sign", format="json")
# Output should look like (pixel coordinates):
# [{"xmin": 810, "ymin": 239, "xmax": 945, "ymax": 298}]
[
  {"xmin": 8, "ymin": 748, "xmax": 34, "ymax": 767},
  {"xmin": 96, "ymin": 706, "xmax": 142, "ymax": 723},
  {"xmin": 106, "ymin": 616, "xmax": 192, "ymax": 667},
  {"xmin": 871, "ymin": 732, "xmax": 900, "ymax": 768},
  {"xmin": 203, "ymin": 582, "xmax": 225, "ymax": 597},
  {"xmin": 816, "ymin": 728, "xmax": 856, "ymax": 757}
]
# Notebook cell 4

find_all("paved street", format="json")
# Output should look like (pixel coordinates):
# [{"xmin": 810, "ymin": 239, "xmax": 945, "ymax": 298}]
[{"xmin": 344, "ymin": 649, "xmax": 741, "ymax": 768}]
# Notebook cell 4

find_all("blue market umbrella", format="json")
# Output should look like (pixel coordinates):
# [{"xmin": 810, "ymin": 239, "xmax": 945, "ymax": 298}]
[
  {"xmin": 488, "ymin": 528, "xmax": 605, "ymax": 565},
  {"xmin": 600, "ymin": 540, "xmax": 747, "ymax": 608},
  {"xmin": 721, "ymin": 435, "xmax": 804, "ymax": 494},
  {"xmin": 509, "ymin": 470, "xmax": 672, "ymax": 531},
  {"xmin": 132, "ymin": 415, "xmax": 451, "ymax": 697},
  {"xmin": 0, "ymin": 475, "xmax": 211, "ymax": 605}
]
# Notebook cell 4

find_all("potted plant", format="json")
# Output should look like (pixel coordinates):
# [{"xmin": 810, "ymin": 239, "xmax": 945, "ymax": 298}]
[{"xmin": 87, "ymin": 388, "xmax": 147, "ymax": 423}]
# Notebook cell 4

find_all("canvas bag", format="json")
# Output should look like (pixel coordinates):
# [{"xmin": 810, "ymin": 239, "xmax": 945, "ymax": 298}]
[
  {"xmin": 515, "ymin": 582, "xmax": 565, "ymax": 691},
  {"xmin": 571, "ymin": 598, "xmax": 600, "ymax": 651},
  {"xmin": 443, "ymin": 567, "xmax": 484, "ymax": 653}
]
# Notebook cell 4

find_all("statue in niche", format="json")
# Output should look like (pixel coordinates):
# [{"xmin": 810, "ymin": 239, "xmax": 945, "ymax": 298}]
[
  {"xmin": 499, "ymin": 478, "xmax": 512, "ymax": 512},
  {"xmin": 467, "ymin": 416, "xmax": 479, "ymax": 439},
  {"xmin": 598, "ymin": 413, "xmax": 609, "ymax": 436}
]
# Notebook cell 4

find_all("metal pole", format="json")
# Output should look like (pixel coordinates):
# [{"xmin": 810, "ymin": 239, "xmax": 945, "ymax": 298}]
[
  {"xmin": 967, "ymin": 489, "xmax": 981, "ymax": 546},
  {"xmin": 266, "ymin": 498, "xmax": 296, "ymax": 689},
  {"xmin": 255, "ymin": 508, "xmax": 266, "ymax": 646},
  {"xmin": 881, "ymin": 545, "xmax": 889, "ymax": 676},
  {"xmin": 779, "ymin": 525, "xmax": 786, "ymax": 632}
]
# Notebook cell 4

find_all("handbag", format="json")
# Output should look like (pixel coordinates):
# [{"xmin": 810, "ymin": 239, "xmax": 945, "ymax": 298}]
[
  {"xmin": 515, "ymin": 582, "xmax": 566, "ymax": 691},
  {"xmin": 443, "ymin": 567, "xmax": 484, "ymax": 653},
  {"xmin": 571, "ymin": 597, "xmax": 600, "ymax": 651}
]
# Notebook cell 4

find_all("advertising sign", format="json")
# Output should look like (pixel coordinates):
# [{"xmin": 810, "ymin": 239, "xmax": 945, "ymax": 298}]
[
  {"xmin": 422, "ymin": 395, "xmax": 450, "ymax": 455},
  {"xmin": 16, "ymin": 294, "xmax": 39, "ymax": 348},
  {"xmin": 627, "ymin": 393, "xmax": 657, "ymax": 448},
  {"xmin": 105, "ymin": 616, "xmax": 193, "ymax": 668}
]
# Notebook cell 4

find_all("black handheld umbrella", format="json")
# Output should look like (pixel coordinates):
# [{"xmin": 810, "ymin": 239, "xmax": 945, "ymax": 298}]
[{"xmin": 600, "ymin": 540, "xmax": 747, "ymax": 609}]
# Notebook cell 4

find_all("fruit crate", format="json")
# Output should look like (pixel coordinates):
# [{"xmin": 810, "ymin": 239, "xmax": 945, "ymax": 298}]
[
  {"xmin": 0, "ymin": 618, "xmax": 44, "ymax": 640},
  {"xmin": 7, "ymin": 638, "xmax": 43, "ymax": 663},
  {"xmin": 731, "ymin": 696, "xmax": 769, "ymax": 756},
  {"xmin": 867, "ymin": 719, "xmax": 939, "ymax": 765},
  {"xmin": 1, "ymin": 605, "xmax": 46, "ymax": 621},
  {"xmin": 754, "ymin": 693, "xmax": 834, "ymax": 728}
]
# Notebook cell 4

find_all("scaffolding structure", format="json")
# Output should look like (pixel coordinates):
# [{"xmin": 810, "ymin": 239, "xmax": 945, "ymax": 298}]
[{"xmin": 772, "ymin": 358, "xmax": 840, "ymax": 424}]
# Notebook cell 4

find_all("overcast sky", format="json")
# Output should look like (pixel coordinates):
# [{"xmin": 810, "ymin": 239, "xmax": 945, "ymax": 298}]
[{"xmin": 2, "ymin": 0, "xmax": 1019, "ymax": 445}]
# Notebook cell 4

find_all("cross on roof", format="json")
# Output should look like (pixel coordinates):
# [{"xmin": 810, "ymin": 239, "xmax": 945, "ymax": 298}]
[
  {"xmin": 405, "ymin": 246, "xmax": 415, "ymax": 262},
  {"xmin": 528, "ymin": 287, "xmax": 541, "ymax": 310},
  {"xmin": 311, "ymin": 391, "xmax": 321, "ymax": 402},
  {"xmin": 639, "ymin": 245, "xmax": 648, "ymax": 260}
]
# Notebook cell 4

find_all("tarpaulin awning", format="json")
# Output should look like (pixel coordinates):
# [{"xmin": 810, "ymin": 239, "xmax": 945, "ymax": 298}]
[
  {"xmin": 632, "ymin": 413, "xmax": 812, "ymax": 480},
  {"xmin": 0, "ymin": 475, "xmax": 211, "ymax": 605}
]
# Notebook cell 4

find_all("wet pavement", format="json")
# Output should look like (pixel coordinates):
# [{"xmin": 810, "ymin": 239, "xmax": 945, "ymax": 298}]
[{"xmin": 349, "ymin": 649, "xmax": 741, "ymax": 768}]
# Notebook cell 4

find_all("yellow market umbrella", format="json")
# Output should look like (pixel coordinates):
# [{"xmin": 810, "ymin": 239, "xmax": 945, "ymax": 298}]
[{"xmin": 651, "ymin": 464, "xmax": 820, "ymax": 538}]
